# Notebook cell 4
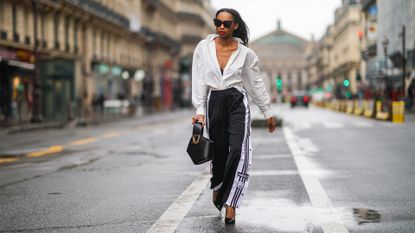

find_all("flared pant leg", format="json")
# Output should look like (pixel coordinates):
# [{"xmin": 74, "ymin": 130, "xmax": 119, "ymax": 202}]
[{"xmin": 207, "ymin": 88, "xmax": 252, "ymax": 209}]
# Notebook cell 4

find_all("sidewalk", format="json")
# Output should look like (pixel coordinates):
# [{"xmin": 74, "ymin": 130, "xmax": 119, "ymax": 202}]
[
  {"xmin": 0, "ymin": 107, "xmax": 155, "ymax": 136},
  {"xmin": 0, "ymin": 108, "xmax": 193, "ymax": 165},
  {"xmin": 406, "ymin": 111, "xmax": 415, "ymax": 123}
]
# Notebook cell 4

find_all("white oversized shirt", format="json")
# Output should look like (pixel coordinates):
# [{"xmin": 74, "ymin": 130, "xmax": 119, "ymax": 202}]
[{"xmin": 192, "ymin": 34, "xmax": 273, "ymax": 119}]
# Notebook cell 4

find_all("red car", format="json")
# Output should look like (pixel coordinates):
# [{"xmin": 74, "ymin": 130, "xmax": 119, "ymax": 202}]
[{"xmin": 290, "ymin": 90, "xmax": 311, "ymax": 108}]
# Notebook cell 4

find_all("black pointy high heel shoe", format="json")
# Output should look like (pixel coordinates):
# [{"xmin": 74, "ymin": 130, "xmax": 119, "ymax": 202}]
[
  {"xmin": 212, "ymin": 190, "xmax": 218, "ymax": 204},
  {"xmin": 212, "ymin": 191, "xmax": 222, "ymax": 211},
  {"xmin": 225, "ymin": 205, "xmax": 235, "ymax": 225}
]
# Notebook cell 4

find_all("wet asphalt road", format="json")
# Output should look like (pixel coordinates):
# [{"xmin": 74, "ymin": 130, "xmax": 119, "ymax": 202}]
[{"xmin": 0, "ymin": 104, "xmax": 414, "ymax": 233}]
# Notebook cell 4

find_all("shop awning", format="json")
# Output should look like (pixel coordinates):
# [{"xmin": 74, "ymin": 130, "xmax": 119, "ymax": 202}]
[{"xmin": 8, "ymin": 60, "xmax": 35, "ymax": 70}]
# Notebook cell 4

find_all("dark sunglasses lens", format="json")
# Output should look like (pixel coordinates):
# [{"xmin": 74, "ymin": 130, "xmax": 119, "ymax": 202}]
[
  {"xmin": 223, "ymin": 21, "xmax": 233, "ymax": 28},
  {"xmin": 213, "ymin": 19, "xmax": 221, "ymax": 27},
  {"xmin": 214, "ymin": 19, "xmax": 233, "ymax": 28}
]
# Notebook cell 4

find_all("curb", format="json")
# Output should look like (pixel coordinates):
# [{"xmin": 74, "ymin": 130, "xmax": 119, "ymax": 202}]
[{"xmin": 1, "ymin": 122, "xmax": 65, "ymax": 135}]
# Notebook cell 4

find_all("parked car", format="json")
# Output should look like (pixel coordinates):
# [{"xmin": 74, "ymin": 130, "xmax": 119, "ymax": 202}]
[{"xmin": 290, "ymin": 90, "xmax": 311, "ymax": 108}]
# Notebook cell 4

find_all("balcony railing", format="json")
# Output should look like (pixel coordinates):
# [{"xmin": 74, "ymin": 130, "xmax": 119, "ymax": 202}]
[
  {"xmin": 140, "ymin": 26, "xmax": 180, "ymax": 53},
  {"xmin": 59, "ymin": 0, "xmax": 129, "ymax": 29},
  {"xmin": 178, "ymin": 12, "xmax": 205, "ymax": 26}
]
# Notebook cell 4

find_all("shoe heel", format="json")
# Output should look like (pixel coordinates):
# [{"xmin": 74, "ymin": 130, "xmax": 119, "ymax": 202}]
[
  {"xmin": 225, "ymin": 217, "xmax": 235, "ymax": 224},
  {"xmin": 224, "ymin": 205, "xmax": 235, "ymax": 224}
]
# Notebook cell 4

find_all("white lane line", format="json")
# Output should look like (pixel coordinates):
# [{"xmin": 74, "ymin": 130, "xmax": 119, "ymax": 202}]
[
  {"xmin": 250, "ymin": 170, "xmax": 299, "ymax": 176},
  {"xmin": 294, "ymin": 122, "xmax": 312, "ymax": 130},
  {"xmin": 255, "ymin": 154, "xmax": 292, "ymax": 159},
  {"xmin": 146, "ymin": 168, "xmax": 210, "ymax": 233},
  {"xmin": 352, "ymin": 122, "xmax": 373, "ymax": 128},
  {"xmin": 323, "ymin": 122, "xmax": 344, "ymax": 129},
  {"xmin": 283, "ymin": 127, "xmax": 350, "ymax": 233},
  {"xmin": 298, "ymin": 138, "xmax": 320, "ymax": 153}
]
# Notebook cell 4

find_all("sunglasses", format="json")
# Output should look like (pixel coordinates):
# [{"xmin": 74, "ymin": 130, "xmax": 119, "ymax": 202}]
[{"xmin": 213, "ymin": 19, "xmax": 233, "ymax": 28}]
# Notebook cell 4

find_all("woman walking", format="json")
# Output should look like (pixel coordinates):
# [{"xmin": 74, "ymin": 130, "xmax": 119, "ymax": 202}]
[{"xmin": 191, "ymin": 8, "xmax": 277, "ymax": 224}]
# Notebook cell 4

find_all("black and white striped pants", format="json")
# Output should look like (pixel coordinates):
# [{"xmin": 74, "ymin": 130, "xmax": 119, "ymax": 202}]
[{"xmin": 207, "ymin": 87, "xmax": 252, "ymax": 209}]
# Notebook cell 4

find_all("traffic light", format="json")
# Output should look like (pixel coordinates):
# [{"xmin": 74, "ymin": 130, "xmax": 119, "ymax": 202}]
[
  {"xmin": 343, "ymin": 79, "xmax": 350, "ymax": 87},
  {"xmin": 276, "ymin": 75, "xmax": 283, "ymax": 92}
]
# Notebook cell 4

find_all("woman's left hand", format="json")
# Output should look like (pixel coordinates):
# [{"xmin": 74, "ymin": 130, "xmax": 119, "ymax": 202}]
[{"xmin": 266, "ymin": 117, "xmax": 277, "ymax": 133}]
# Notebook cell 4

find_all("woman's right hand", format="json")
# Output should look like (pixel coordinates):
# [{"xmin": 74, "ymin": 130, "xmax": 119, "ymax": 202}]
[{"xmin": 192, "ymin": 114, "xmax": 205, "ymax": 126}]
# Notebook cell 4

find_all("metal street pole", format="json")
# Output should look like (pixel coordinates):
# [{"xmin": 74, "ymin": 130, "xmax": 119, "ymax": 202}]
[
  {"xmin": 400, "ymin": 25, "xmax": 406, "ymax": 98},
  {"xmin": 382, "ymin": 36, "xmax": 389, "ymax": 100},
  {"xmin": 31, "ymin": 0, "xmax": 42, "ymax": 122}
]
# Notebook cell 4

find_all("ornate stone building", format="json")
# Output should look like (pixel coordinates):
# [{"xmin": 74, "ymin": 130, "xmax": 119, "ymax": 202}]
[
  {"xmin": 250, "ymin": 21, "xmax": 309, "ymax": 101},
  {"xmin": 329, "ymin": 1, "xmax": 363, "ymax": 96},
  {"xmin": 306, "ymin": 1, "xmax": 363, "ymax": 98},
  {"xmin": 0, "ymin": 0, "xmax": 214, "ymax": 125}
]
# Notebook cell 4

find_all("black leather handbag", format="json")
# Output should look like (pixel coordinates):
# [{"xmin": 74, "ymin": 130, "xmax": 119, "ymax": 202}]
[{"xmin": 186, "ymin": 122, "xmax": 214, "ymax": 165}]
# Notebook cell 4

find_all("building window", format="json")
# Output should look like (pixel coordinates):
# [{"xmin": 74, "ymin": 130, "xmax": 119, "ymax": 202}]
[
  {"xmin": 12, "ymin": 2, "xmax": 19, "ymax": 42},
  {"xmin": 41, "ymin": 13, "xmax": 46, "ymax": 48},
  {"xmin": 24, "ymin": 7, "xmax": 30, "ymax": 45},
  {"xmin": 0, "ymin": 0, "xmax": 3, "ymax": 28},
  {"xmin": 64, "ymin": 16, "xmax": 69, "ymax": 51},
  {"xmin": 54, "ymin": 12, "xmax": 60, "ymax": 49},
  {"xmin": 73, "ymin": 20, "xmax": 78, "ymax": 53},
  {"xmin": 107, "ymin": 35, "xmax": 111, "ymax": 58},
  {"xmin": 0, "ymin": 0, "xmax": 6, "ymax": 39},
  {"xmin": 93, "ymin": 29, "xmax": 96, "ymax": 58},
  {"xmin": 101, "ymin": 32, "xmax": 105, "ymax": 58}
]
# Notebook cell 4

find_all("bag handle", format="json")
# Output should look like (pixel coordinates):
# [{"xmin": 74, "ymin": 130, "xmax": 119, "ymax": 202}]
[{"xmin": 192, "ymin": 122, "xmax": 203, "ymax": 144}]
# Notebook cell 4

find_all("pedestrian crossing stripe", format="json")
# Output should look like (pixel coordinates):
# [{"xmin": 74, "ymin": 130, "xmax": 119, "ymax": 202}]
[{"xmin": 290, "ymin": 121, "xmax": 393, "ymax": 130}]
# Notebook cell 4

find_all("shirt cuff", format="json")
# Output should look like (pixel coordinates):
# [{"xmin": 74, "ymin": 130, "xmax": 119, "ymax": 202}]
[
  {"xmin": 196, "ymin": 106, "xmax": 206, "ymax": 116},
  {"xmin": 263, "ymin": 109, "xmax": 274, "ymax": 119}
]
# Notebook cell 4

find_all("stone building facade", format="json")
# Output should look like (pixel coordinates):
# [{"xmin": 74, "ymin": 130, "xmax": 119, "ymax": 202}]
[
  {"xmin": 250, "ymin": 21, "xmax": 309, "ymax": 101},
  {"xmin": 0, "ymin": 0, "xmax": 214, "ymax": 125},
  {"xmin": 306, "ymin": 1, "xmax": 363, "ymax": 98}
]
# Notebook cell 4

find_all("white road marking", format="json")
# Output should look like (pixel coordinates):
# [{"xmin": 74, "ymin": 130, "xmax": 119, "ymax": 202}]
[
  {"xmin": 294, "ymin": 122, "xmax": 312, "ymax": 130},
  {"xmin": 145, "ymin": 168, "xmax": 210, "ymax": 233},
  {"xmin": 283, "ymin": 127, "xmax": 350, "ymax": 233},
  {"xmin": 352, "ymin": 122, "xmax": 373, "ymax": 128},
  {"xmin": 252, "ymin": 138, "xmax": 284, "ymax": 147},
  {"xmin": 298, "ymin": 138, "xmax": 320, "ymax": 153},
  {"xmin": 250, "ymin": 170, "xmax": 299, "ymax": 176},
  {"xmin": 323, "ymin": 122, "xmax": 344, "ymax": 129},
  {"xmin": 255, "ymin": 154, "xmax": 292, "ymax": 159}
]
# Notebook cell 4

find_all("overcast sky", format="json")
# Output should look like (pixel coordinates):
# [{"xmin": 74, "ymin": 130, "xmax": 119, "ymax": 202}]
[{"xmin": 210, "ymin": 0, "xmax": 342, "ymax": 41}]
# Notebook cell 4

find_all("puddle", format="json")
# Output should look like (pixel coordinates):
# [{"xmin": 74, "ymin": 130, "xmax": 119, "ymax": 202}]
[
  {"xmin": 48, "ymin": 192, "xmax": 61, "ymax": 195},
  {"xmin": 352, "ymin": 208, "xmax": 381, "ymax": 225},
  {"xmin": 237, "ymin": 191, "xmax": 316, "ymax": 232}
]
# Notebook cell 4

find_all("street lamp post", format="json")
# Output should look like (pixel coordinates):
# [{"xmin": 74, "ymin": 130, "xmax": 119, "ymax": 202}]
[
  {"xmin": 31, "ymin": 0, "xmax": 43, "ymax": 122},
  {"xmin": 382, "ymin": 36, "xmax": 389, "ymax": 75},
  {"xmin": 399, "ymin": 25, "xmax": 406, "ymax": 98},
  {"xmin": 382, "ymin": 36, "xmax": 389, "ymax": 101}
]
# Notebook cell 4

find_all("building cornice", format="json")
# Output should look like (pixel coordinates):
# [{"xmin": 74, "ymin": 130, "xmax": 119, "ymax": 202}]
[
  {"xmin": 142, "ymin": 0, "xmax": 178, "ymax": 22},
  {"xmin": 335, "ymin": 4, "xmax": 362, "ymax": 25},
  {"xmin": 177, "ymin": 12, "xmax": 205, "ymax": 26},
  {"xmin": 140, "ymin": 27, "xmax": 180, "ymax": 53},
  {"xmin": 58, "ymin": 0, "xmax": 130, "ymax": 29}
]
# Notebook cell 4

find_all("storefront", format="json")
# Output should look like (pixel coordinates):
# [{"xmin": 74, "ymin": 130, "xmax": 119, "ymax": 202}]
[
  {"xmin": 39, "ymin": 58, "xmax": 75, "ymax": 122},
  {"xmin": 0, "ymin": 46, "xmax": 35, "ymax": 125}
]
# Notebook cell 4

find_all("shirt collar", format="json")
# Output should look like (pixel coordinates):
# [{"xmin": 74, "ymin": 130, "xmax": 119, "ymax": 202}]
[{"xmin": 207, "ymin": 34, "xmax": 244, "ymax": 44}]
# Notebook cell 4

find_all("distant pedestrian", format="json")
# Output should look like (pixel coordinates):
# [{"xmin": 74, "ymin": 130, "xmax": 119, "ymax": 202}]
[
  {"xmin": 191, "ymin": 8, "xmax": 277, "ymax": 225},
  {"xmin": 408, "ymin": 78, "xmax": 415, "ymax": 111}
]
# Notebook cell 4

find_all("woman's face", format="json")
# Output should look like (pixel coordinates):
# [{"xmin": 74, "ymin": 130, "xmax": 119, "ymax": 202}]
[{"xmin": 215, "ymin": 12, "xmax": 238, "ymax": 39}]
